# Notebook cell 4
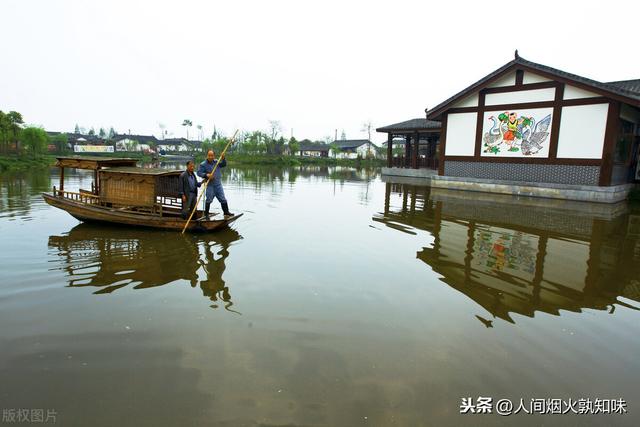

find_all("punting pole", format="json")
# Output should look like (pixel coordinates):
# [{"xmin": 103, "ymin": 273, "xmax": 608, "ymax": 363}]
[{"xmin": 181, "ymin": 130, "xmax": 239, "ymax": 234}]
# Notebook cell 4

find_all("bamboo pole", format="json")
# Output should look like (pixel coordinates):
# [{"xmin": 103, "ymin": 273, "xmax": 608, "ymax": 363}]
[{"xmin": 181, "ymin": 130, "xmax": 239, "ymax": 234}]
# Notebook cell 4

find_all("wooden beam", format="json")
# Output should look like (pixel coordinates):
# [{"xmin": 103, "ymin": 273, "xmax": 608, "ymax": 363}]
[
  {"xmin": 473, "ymin": 90, "xmax": 486, "ymax": 158},
  {"xmin": 438, "ymin": 115, "xmax": 448, "ymax": 176},
  {"xmin": 412, "ymin": 131, "xmax": 419, "ymax": 168},
  {"xmin": 384, "ymin": 183, "xmax": 391, "ymax": 214},
  {"xmin": 599, "ymin": 101, "xmax": 621, "ymax": 186},
  {"xmin": 59, "ymin": 167, "xmax": 64, "ymax": 193},
  {"xmin": 548, "ymin": 83, "xmax": 564, "ymax": 160},
  {"xmin": 483, "ymin": 81, "xmax": 556, "ymax": 94},
  {"xmin": 387, "ymin": 133, "xmax": 392, "ymax": 168},
  {"xmin": 515, "ymin": 69, "xmax": 524, "ymax": 86},
  {"xmin": 405, "ymin": 134, "xmax": 411, "ymax": 167},
  {"xmin": 447, "ymin": 97, "xmax": 610, "ymax": 115}
]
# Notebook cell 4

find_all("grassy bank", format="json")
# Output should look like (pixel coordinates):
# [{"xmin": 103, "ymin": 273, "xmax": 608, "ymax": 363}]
[
  {"xmin": 0, "ymin": 154, "xmax": 56, "ymax": 172},
  {"xmin": 0, "ymin": 152, "xmax": 156, "ymax": 172}
]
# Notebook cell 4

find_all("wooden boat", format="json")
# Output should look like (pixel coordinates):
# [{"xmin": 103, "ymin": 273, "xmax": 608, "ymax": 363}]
[{"xmin": 42, "ymin": 156, "xmax": 242, "ymax": 232}]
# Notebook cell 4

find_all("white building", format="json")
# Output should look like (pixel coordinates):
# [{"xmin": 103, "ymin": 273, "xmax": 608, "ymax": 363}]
[
  {"xmin": 329, "ymin": 139, "xmax": 378, "ymax": 159},
  {"xmin": 424, "ymin": 52, "xmax": 640, "ymax": 203}
]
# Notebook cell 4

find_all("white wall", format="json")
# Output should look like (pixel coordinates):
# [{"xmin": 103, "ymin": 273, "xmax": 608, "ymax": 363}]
[
  {"xmin": 301, "ymin": 150, "xmax": 323, "ymax": 157},
  {"xmin": 485, "ymin": 88, "xmax": 556, "ymax": 106},
  {"xmin": 487, "ymin": 72, "xmax": 515, "ymax": 88},
  {"xmin": 445, "ymin": 113, "xmax": 477, "ymax": 156},
  {"xmin": 523, "ymin": 72, "xmax": 552, "ymax": 84},
  {"xmin": 556, "ymin": 103, "xmax": 609, "ymax": 159},
  {"xmin": 563, "ymin": 85, "xmax": 600, "ymax": 100},
  {"xmin": 452, "ymin": 93, "xmax": 478, "ymax": 108}
]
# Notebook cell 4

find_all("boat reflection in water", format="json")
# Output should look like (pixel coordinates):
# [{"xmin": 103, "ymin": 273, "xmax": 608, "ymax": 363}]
[
  {"xmin": 48, "ymin": 223, "xmax": 242, "ymax": 312},
  {"xmin": 374, "ymin": 181, "xmax": 640, "ymax": 325}
]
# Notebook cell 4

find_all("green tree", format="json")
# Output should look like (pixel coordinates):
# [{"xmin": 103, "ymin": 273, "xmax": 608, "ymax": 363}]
[
  {"xmin": 21, "ymin": 127, "xmax": 48, "ymax": 158},
  {"xmin": 288, "ymin": 136, "xmax": 299, "ymax": 156},
  {"xmin": 329, "ymin": 142, "xmax": 342, "ymax": 159},
  {"xmin": 125, "ymin": 139, "xmax": 139, "ymax": 152},
  {"xmin": 98, "ymin": 128, "xmax": 106, "ymax": 138},
  {"xmin": 275, "ymin": 136, "xmax": 285, "ymax": 155},
  {"xmin": 0, "ymin": 111, "xmax": 24, "ymax": 153},
  {"xmin": 0, "ymin": 111, "xmax": 8, "ymax": 153},
  {"xmin": 51, "ymin": 133, "xmax": 69, "ymax": 153}
]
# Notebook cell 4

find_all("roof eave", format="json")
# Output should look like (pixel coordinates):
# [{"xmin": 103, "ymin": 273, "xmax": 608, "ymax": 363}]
[
  {"xmin": 426, "ymin": 58, "xmax": 640, "ymax": 120},
  {"xmin": 426, "ymin": 59, "xmax": 518, "ymax": 119}
]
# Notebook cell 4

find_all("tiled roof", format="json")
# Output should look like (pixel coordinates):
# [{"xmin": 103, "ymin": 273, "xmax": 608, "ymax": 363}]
[
  {"xmin": 606, "ymin": 79, "xmax": 640, "ymax": 95},
  {"xmin": 376, "ymin": 118, "xmax": 441, "ymax": 132},
  {"xmin": 299, "ymin": 141, "xmax": 329, "ymax": 151},
  {"xmin": 113, "ymin": 134, "xmax": 159, "ymax": 144},
  {"xmin": 426, "ymin": 54, "xmax": 640, "ymax": 119},
  {"xmin": 330, "ymin": 139, "xmax": 374, "ymax": 149}
]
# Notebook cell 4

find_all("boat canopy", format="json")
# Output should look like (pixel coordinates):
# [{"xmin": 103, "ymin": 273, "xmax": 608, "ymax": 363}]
[
  {"xmin": 99, "ymin": 166, "xmax": 181, "ymax": 176},
  {"xmin": 55, "ymin": 156, "xmax": 138, "ymax": 170}
]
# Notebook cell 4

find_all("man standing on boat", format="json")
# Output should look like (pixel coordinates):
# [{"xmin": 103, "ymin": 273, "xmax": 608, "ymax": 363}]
[
  {"xmin": 197, "ymin": 150, "xmax": 233, "ymax": 218},
  {"xmin": 179, "ymin": 160, "xmax": 202, "ymax": 219}
]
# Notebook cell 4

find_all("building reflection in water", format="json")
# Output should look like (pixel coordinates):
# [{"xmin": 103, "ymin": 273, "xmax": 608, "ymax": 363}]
[
  {"xmin": 374, "ymin": 181, "xmax": 640, "ymax": 325},
  {"xmin": 48, "ymin": 223, "xmax": 242, "ymax": 312}
]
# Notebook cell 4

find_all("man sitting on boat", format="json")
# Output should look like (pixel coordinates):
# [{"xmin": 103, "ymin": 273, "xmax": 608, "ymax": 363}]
[
  {"xmin": 197, "ymin": 150, "xmax": 233, "ymax": 218},
  {"xmin": 179, "ymin": 160, "xmax": 202, "ymax": 219}
]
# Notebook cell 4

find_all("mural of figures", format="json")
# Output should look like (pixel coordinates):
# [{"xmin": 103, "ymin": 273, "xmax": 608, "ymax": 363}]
[
  {"xmin": 472, "ymin": 226, "xmax": 538, "ymax": 282},
  {"xmin": 481, "ymin": 108, "xmax": 553, "ymax": 157}
]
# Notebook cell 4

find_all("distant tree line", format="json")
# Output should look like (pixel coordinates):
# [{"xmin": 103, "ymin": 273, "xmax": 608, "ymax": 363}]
[
  {"xmin": 0, "ymin": 110, "xmax": 56, "ymax": 158},
  {"xmin": 1, "ymin": 111, "xmax": 380, "ymax": 159}
]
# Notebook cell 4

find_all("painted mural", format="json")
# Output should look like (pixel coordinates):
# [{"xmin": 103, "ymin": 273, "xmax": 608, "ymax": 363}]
[
  {"xmin": 481, "ymin": 108, "xmax": 553, "ymax": 157},
  {"xmin": 472, "ymin": 226, "xmax": 538, "ymax": 283}
]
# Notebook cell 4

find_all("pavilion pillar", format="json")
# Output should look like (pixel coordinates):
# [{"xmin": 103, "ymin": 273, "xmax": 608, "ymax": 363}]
[
  {"xmin": 404, "ymin": 135, "xmax": 411, "ymax": 168},
  {"xmin": 59, "ymin": 167, "xmax": 64, "ymax": 194},
  {"xmin": 412, "ymin": 131, "xmax": 419, "ymax": 169},
  {"xmin": 384, "ymin": 182, "xmax": 391, "ymax": 214},
  {"xmin": 386, "ymin": 133, "xmax": 392, "ymax": 168}
]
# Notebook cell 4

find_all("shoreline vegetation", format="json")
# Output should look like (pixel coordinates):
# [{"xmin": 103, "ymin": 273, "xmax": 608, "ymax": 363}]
[
  {"xmin": 0, "ymin": 153, "xmax": 384, "ymax": 172},
  {"xmin": 1, "ymin": 110, "xmax": 385, "ymax": 172}
]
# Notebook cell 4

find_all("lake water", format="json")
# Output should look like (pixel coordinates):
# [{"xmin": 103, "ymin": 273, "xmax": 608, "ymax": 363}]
[{"xmin": 0, "ymin": 164, "xmax": 639, "ymax": 426}]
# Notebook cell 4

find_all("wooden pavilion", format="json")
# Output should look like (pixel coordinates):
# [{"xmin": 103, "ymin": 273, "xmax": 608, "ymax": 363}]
[{"xmin": 376, "ymin": 118, "xmax": 441, "ymax": 171}]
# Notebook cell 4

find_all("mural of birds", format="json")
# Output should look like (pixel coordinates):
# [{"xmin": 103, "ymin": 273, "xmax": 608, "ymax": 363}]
[
  {"xmin": 521, "ymin": 114, "xmax": 552, "ymax": 155},
  {"xmin": 483, "ymin": 116, "xmax": 503, "ymax": 151}
]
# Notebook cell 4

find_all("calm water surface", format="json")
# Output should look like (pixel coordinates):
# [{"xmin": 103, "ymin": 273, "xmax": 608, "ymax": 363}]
[{"xmin": 0, "ymin": 165, "xmax": 639, "ymax": 426}]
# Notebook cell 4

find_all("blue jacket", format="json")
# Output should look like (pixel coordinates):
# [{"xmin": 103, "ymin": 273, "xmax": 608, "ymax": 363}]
[{"xmin": 197, "ymin": 158, "xmax": 227, "ymax": 183}]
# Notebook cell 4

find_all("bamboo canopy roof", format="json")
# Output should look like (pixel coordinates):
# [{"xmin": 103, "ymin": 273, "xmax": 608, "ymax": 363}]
[
  {"xmin": 55, "ymin": 156, "xmax": 138, "ymax": 170},
  {"xmin": 100, "ymin": 167, "xmax": 182, "ymax": 176}
]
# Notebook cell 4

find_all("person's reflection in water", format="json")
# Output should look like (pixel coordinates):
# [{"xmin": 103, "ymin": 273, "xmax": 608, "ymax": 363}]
[
  {"xmin": 48, "ymin": 223, "xmax": 242, "ymax": 309},
  {"xmin": 196, "ymin": 229, "xmax": 241, "ymax": 314}
]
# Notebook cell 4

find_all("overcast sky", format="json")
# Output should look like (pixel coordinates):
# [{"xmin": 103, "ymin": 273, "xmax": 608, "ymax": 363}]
[{"xmin": 2, "ymin": 0, "xmax": 638, "ymax": 143}]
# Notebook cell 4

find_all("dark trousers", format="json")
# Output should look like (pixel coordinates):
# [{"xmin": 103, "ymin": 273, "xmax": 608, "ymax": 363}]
[{"xmin": 181, "ymin": 192, "xmax": 197, "ymax": 219}]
